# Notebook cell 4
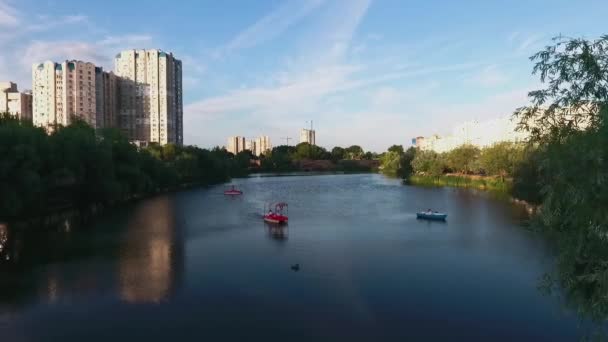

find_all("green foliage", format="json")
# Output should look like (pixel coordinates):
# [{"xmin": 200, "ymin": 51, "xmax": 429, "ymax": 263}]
[
  {"xmin": 411, "ymin": 150, "xmax": 446, "ymax": 177},
  {"xmin": 345, "ymin": 145, "xmax": 364, "ymax": 160},
  {"xmin": 445, "ymin": 144, "xmax": 480, "ymax": 174},
  {"xmin": 0, "ymin": 116, "xmax": 245, "ymax": 219},
  {"xmin": 387, "ymin": 145, "xmax": 404, "ymax": 154},
  {"xmin": 513, "ymin": 35, "xmax": 608, "ymax": 321},
  {"xmin": 330, "ymin": 146, "xmax": 346, "ymax": 162},
  {"xmin": 261, "ymin": 145, "xmax": 297, "ymax": 171},
  {"xmin": 409, "ymin": 174, "xmax": 511, "ymax": 193},
  {"xmin": 479, "ymin": 142, "xmax": 525, "ymax": 179},
  {"xmin": 292, "ymin": 142, "xmax": 331, "ymax": 160},
  {"xmin": 261, "ymin": 144, "xmax": 377, "ymax": 172}
]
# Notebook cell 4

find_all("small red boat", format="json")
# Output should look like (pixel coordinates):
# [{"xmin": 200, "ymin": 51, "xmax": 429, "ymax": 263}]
[
  {"xmin": 224, "ymin": 185, "xmax": 243, "ymax": 195},
  {"xmin": 264, "ymin": 202, "xmax": 288, "ymax": 224}
]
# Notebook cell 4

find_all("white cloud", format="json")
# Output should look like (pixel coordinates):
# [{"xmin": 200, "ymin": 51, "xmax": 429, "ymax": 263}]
[
  {"xmin": 0, "ymin": 1, "xmax": 19, "ymax": 27},
  {"xmin": 220, "ymin": 0, "xmax": 327, "ymax": 55},
  {"xmin": 22, "ymin": 40, "xmax": 110, "ymax": 69}
]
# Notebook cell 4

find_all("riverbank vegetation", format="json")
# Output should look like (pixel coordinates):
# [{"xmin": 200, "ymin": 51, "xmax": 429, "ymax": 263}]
[
  {"xmin": 0, "ymin": 115, "xmax": 248, "ymax": 220},
  {"xmin": 259, "ymin": 143, "xmax": 378, "ymax": 172},
  {"xmin": 380, "ymin": 35, "xmax": 608, "ymax": 321}
]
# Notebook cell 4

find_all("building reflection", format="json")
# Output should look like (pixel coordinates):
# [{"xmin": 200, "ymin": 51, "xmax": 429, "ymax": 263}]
[
  {"xmin": 118, "ymin": 197, "xmax": 183, "ymax": 304},
  {"xmin": 0, "ymin": 223, "xmax": 7, "ymax": 259}
]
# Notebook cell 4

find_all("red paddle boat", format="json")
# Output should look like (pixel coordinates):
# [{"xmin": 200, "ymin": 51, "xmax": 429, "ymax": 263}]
[
  {"xmin": 224, "ymin": 185, "xmax": 243, "ymax": 195},
  {"xmin": 264, "ymin": 202, "xmax": 288, "ymax": 224}
]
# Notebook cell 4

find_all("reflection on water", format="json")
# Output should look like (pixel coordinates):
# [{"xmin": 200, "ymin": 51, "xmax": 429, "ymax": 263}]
[
  {"xmin": 0, "ymin": 174, "xmax": 600, "ymax": 340},
  {"xmin": 266, "ymin": 224, "xmax": 288, "ymax": 242},
  {"xmin": 0, "ymin": 196, "xmax": 183, "ymax": 308},
  {"xmin": 0, "ymin": 223, "xmax": 7, "ymax": 260},
  {"xmin": 119, "ymin": 197, "xmax": 182, "ymax": 303}
]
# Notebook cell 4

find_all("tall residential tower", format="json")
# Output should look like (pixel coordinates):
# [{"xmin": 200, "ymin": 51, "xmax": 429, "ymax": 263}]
[
  {"xmin": 32, "ymin": 60, "xmax": 117, "ymax": 131},
  {"xmin": 115, "ymin": 49, "xmax": 183, "ymax": 146}
]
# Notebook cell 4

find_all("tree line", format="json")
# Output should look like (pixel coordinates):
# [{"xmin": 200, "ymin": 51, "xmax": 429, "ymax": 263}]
[
  {"xmin": 0, "ymin": 115, "xmax": 249, "ymax": 219},
  {"xmin": 255, "ymin": 143, "xmax": 377, "ymax": 172},
  {"xmin": 381, "ymin": 35, "xmax": 608, "ymax": 321}
]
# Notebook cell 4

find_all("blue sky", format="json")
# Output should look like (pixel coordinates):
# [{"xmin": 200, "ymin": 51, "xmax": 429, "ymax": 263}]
[{"xmin": 1, "ymin": 0, "xmax": 607, "ymax": 151}]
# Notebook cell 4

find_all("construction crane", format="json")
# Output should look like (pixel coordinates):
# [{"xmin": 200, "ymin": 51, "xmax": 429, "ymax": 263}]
[{"xmin": 281, "ymin": 137, "xmax": 292, "ymax": 146}]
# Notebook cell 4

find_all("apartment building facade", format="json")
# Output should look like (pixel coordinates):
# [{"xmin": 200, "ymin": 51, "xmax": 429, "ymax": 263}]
[
  {"xmin": 115, "ymin": 49, "xmax": 183, "ymax": 146},
  {"xmin": 227, "ymin": 136, "xmax": 246, "ymax": 155},
  {"xmin": 0, "ymin": 81, "xmax": 32, "ymax": 121},
  {"xmin": 32, "ymin": 60, "xmax": 117, "ymax": 130}
]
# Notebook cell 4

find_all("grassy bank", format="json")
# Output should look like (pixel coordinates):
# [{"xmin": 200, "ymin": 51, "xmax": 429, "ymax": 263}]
[{"xmin": 408, "ymin": 174, "xmax": 512, "ymax": 194}]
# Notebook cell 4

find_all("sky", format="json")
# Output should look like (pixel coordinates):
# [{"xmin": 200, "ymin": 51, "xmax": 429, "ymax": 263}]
[{"xmin": 1, "ymin": 0, "xmax": 607, "ymax": 151}]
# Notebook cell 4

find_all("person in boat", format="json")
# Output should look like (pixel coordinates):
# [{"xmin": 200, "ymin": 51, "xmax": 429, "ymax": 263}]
[
  {"xmin": 267, "ymin": 209, "xmax": 274, "ymax": 216},
  {"xmin": 426, "ymin": 209, "xmax": 432, "ymax": 214}
]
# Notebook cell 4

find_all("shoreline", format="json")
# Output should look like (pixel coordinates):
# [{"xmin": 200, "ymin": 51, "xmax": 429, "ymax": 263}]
[{"xmin": 407, "ymin": 174, "xmax": 539, "ymax": 214}]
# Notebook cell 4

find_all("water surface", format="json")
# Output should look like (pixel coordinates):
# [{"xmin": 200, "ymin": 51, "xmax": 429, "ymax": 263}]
[{"xmin": 0, "ymin": 174, "xmax": 584, "ymax": 340}]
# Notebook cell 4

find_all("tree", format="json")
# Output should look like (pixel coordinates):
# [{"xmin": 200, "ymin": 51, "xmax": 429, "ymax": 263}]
[
  {"xmin": 513, "ymin": 35, "xmax": 608, "ymax": 320},
  {"xmin": 345, "ymin": 145, "xmax": 364, "ymax": 160},
  {"xmin": 446, "ymin": 144, "xmax": 480, "ymax": 174},
  {"xmin": 388, "ymin": 145, "xmax": 404, "ymax": 154},
  {"xmin": 399, "ymin": 147, "xmax": 417, "ymax": 179},
  {"xmin": 331, "ymin": 146, "xmax": 346, "ymax": 162},
  {"xmin": 479, "ymin": 142, "xmax": 524, "ymax": 180},
  {"xmin": 411, "ymin": 150, "xmax": 445, "ymax": 177}
]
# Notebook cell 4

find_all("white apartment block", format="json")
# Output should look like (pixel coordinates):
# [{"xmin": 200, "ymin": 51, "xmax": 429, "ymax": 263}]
[
  {"xmin": 227, "ymin": 136, "xmax": 246, "ymax": 155},
  {"xmin": 115, "ymin": 49, "xmax": 183, "ymax": 146},
  {"xmin": 300, "ymin": 129, "xmax": 316, "ymax": 145},
  {"xmin": 245, "ymin": 139, "xmax": 256, "ymax": 154},
  {"xmin": 0, "ymin": 82, "xmax": 32, "ymax": 121},
  {"xmin": 255, "ymin": 135, "xmax": 271, "ymax": 156},
  {"xmin": 415, "ymin": 115, "xmax": 528, "ymax": 153},
  {"xmin": 32, "ymin": 60, "xmax": 117, "ymax": 131}
]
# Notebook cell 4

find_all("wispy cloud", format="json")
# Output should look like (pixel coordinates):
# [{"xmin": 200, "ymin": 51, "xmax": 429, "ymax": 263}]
[
  {"xmin": 514, "ymin": 33, "xmax": 545, "ymax": 53},
  {"xmin": 219, "ymin": 0, "xmax": 326, "ymax": 56},
  {"xmin": 25, "ymin": 14, "xmax": 88, "ymax": 32},
  {"xmin": 0, "ymin": 1, "xmax": 19, "ymax": 27}
]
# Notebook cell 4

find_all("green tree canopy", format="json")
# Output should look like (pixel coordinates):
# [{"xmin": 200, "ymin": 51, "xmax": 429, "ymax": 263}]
[{"xmin": 446, "ymin": 144, "xmax": 480, "ymax": 174}]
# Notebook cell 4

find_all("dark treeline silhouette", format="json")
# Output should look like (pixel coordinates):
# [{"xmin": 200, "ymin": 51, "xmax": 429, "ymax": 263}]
[
  {"xmin": 259, "ymin": 143, "xmax": 377, "ymax": 172},
  {"xmin": 0, "ymin": 115, "xmax": 248, "ymax": 220}
]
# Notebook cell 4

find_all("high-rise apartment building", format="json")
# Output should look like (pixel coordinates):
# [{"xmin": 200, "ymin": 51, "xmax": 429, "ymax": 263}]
[
  {"xmin": 227, "ymin": 136, "xmax": 246, "ymax": 155},
  {"xmin": 300, "ymin": 129, "xmax": 316, "ymax": 145},
  {"xmin": 95, "ymin": 67, "xmax": 119, "ymax": 129},
  {"xmin": 115, "ymin": 49, "xmax": 183, "ymax": 146},
  {"xmin": 32, "ymin": 60, "xmax": 116, "ymax": 130},
  {"xmin": 255, "ymin": 136, "xmax": 271, "ymax": 156},
  {"xmin": 245, "ymin": 139, "xmax": 256, "ymax": 154},
  {"xmin": 0, "ymin": 81, "xmax": 32, "ymax": 121}
]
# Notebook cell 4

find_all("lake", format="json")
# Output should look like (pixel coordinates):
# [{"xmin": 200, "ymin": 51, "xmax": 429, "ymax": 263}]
[{"xmin": 0, "ymin": 174, "xmax": 587, "ymax": 341}]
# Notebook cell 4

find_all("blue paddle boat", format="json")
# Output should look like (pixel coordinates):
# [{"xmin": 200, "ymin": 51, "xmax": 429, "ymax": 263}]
[{"xmin": 416, "ymin": 211, "xmax": 447, "ymax": 221}]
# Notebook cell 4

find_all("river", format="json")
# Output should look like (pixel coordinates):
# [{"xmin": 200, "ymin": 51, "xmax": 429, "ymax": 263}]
[{"xmin": 0, "ymin": 174, "xmax": 588, "ymax": 340}]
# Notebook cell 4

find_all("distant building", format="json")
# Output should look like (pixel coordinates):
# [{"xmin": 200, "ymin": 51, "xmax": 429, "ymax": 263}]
[
  {"xmin": 255, "ymin": 135, "xmax": 271, "ymax": 156},
  {"xmin": 300, "ymin": 128, "xmax": 316, "ymax": 145},
  {"xmin": 115, "ymin": 49, "xmax": 183, "ymax": 146},
  {"xmin": 414, "ymin": 116, "xmax": 528, "ymax": 152},
  {"xmin": 0, "ymin": 81, "xmax": 32, "ymax": 121},
  {"xmin": 227, "ymin": 136, "xmax": 246, "ymax": 154},
  {"xmin": 245, "ymin": 139, "xmax": 256, "ymax": 153},
  {"xmin": 32, "ymin": 60, "xmax": 117, "ymax": 131}
]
